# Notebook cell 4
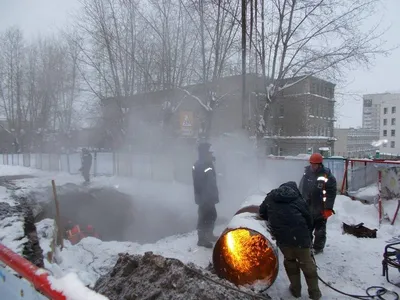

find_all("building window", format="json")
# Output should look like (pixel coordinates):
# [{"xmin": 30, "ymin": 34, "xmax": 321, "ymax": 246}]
[
  {"xmin": 392, "ymin": 118, "xmax": 396, "ymax": 125},
  {"xmin": 311, "ymin": 83, "xmax": 316, "ymax": 94},
  {"xmin": 279, "ymin": 105, "xmax": 284, "ymax": 117},
  {"xmin": 383, "ymin": 130, "xmax": 387, "ymax": 136},
  {"xmin": 392, "ymin": 106, "xmax": 396, "ymax": 113},
  {"xmin": 391, "ymin": 141, "xmax": 395, "ymax": 148},
  {"xmin": 392, "ymin": 130, "xmax": 396, "ymax": 137},
  {"xmin": 384, "ymin": 119, "xmax": 387, "ymax": 126},
  {"xmin": 384, "ymin": 107, "xmax": 388, "ymax": 114},
  {"xmin": 383, "ymin": 143, "xmax": 387, "ymax": 148}
]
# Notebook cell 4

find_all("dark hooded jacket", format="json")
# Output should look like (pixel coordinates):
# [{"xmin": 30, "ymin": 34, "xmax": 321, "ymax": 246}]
[
  {"xmin": 192, "ymin": 159, "xmax": 219, "ymax": 206},
  {"xmin": 259, "ymin": 181, "xmax": 313, "ymax": 248},
  {"xmin": 299, "ymin": 164, "xmax": 337, "ymax": 219},
  {"xmin": 81, "ymin": 151, "xmax": 92, "ymax": 171}
]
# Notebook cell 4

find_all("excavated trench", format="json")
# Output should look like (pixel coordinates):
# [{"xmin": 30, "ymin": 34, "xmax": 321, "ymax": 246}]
[
  {"xmin": 0, "ymin": 175, "xmax": 45, "ymax": 269},
  {"xmin": 32, "ymin": 183, "xmax": 200, "ymax": 244}
]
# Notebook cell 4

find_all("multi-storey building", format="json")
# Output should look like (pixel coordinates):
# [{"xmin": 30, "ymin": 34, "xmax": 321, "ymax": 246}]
[
  {"xmin": 263, "ymin": 76, "xmax": 336, "ymax": 155},
  {"xmin": 333, "ymin": 128, "xmax": 379, "ymax": 157},
  {"xmin": 362, "ymin": 93, "xmax": 400, "ymax": 155},
  {"xmin": 102, "ymin": 74, "xmax": 337, "ymax": 155},
  {"xmin": 379, "ymin": 96, "xmax": 400, "ymax": 154},
  {"xmin": 362, "ymin": 93, "xmax": 400, "ymax": 131}
]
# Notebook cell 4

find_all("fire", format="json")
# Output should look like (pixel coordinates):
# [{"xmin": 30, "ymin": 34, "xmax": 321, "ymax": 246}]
[{"xmin": 214, "ymin": 228, "xmax": 279, "ymax": 286}]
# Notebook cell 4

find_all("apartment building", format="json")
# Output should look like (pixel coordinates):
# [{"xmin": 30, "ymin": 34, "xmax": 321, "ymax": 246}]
[
  {"xmin": 380, "ymin": 96, "xmax": 400, "ymax": 154},
  {"xmin": 362, "ymin": 93, "xmax": 400, "ymax": 154},
  {"xmin": 334, "ymin": 128, "xmax": 379, "ymax": 157},
  {"xmin": 362, "ymin": 93, "xmax": 400, "ymax": 131}
]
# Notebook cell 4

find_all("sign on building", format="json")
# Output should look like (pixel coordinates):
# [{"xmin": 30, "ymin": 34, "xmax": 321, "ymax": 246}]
[{"xmin": 180, "ymin": 111, "xmax": 194, "ymax": 136}]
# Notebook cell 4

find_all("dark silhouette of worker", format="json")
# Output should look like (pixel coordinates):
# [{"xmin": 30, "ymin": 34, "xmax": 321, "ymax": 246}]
[
  {"xmin": 259, "ymin": 181, "xmax": 321, "ymax": 299},
  {"xmin": 79, "ymin": 148, "xmax": 92, "ymax": 183},
  {"xmin": 299, "ymin": 153, "xmax": 337, "ymax": 254},
  {"xmin": 192, "ymin": 142, "xmax": 219, "ymax": 248}
]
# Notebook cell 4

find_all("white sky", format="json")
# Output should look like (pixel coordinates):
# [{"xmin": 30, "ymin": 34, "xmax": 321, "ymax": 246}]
[{"xmin": 1, "ymin": 0, "xmax": 399, "ymax": 128}]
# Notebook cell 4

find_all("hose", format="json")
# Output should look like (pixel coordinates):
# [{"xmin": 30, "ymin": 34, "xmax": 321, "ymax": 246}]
[{"xmin": 313, "ymin": 255, "xmax": 399, "ymax": 300}]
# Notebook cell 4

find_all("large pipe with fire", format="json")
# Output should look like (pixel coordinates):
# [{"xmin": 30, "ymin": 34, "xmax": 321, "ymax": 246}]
[{"xmin": 212, "ymin": 195, "xmax": 279, "ymax": 289}]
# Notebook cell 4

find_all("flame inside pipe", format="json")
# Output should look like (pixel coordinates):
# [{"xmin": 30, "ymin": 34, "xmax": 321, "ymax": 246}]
[{"xmin": 212, "ymin": 205, "xmax": 279, "ymax": 288}]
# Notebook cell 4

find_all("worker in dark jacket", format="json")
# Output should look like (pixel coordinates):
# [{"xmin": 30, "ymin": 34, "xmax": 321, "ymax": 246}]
[
  {"xmin": 259, "ymin": 181, "xmax": 321, "ymax": 300},
  {"xmin": 192, "ymin": 142, "xmax": 219, "ymax": 248},
  {"xmin": 79, "ymin": 148, "xmax": 92, "ymax": 183},
  {"xmin": 299, "ymin": 153, "xmax": 337, "ymax": 254}
]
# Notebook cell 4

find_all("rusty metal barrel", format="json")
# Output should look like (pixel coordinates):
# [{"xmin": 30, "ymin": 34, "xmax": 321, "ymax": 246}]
[{"xmin": 212, "ymin": 195, "xmax": 279, "ymax": 289}]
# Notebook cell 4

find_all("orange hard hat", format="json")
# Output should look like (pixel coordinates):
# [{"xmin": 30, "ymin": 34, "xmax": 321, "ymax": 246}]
[{"xmin": 309, "ymin": 153, "xmax": 323, "ymax": 164}]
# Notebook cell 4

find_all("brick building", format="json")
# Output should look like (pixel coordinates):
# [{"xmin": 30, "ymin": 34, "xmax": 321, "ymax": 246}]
[{"xmin": 101, "ymin": 74, "xmax": 336, "ymax": 155}]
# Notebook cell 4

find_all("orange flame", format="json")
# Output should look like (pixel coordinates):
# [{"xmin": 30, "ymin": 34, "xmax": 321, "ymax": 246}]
[{"xmin": 214, "ymin": 228, "xmax": 278, "ymax": 286}]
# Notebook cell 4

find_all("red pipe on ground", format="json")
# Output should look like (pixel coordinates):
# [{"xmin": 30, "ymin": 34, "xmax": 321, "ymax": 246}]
[{"xmin": 0, "ymin": 242, "xmax": 66, "ymax": 300}]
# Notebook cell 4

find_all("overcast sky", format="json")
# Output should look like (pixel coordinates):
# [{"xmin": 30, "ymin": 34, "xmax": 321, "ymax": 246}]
[{"xmin": 1, "ymin": 0, "xmax": 399, "ymax": 128}]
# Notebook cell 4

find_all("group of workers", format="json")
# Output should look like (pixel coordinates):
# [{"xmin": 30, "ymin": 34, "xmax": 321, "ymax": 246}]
[{"xmin": 192, "ymin": 142, "xmax": 337, "ymax": 300}]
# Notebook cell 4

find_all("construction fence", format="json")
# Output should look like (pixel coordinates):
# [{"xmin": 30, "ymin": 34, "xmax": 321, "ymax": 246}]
[
  {"xmin": 0, "ymin": 152, "xmax": 391, "ymax": 194},
  {"xmin": 1, "ymin": 152, "xmax": 194, "ymax": 184}
]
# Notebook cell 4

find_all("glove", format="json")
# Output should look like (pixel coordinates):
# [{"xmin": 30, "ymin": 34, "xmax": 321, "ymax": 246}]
[{"xmin": 323, "ymin": 209, "xmax": 335, "ymax": 219}]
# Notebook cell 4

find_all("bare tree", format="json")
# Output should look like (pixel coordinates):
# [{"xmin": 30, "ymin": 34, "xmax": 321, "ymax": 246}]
[
  {"xmin": 70, "ymin": 0, "xmax": 144, "ymax": 145},
  {"xmin": 178, "ymin": 0, "xmax": 241, "ymax": 140},
  {"xmin": 0, "ymin": 27, "xmax": 26, "ymax": 151},
  {"xmin": 139, "ymin": 0, "xmax": 198, "ymax": 90},
  {"xmin": 244, "ymin": 0, "xmax": 389, "ymax": 136}
]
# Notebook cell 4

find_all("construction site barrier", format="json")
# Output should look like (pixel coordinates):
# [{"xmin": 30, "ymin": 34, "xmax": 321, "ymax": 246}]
[
  {"xmin": 341, "ymin": 158, "xmax": 400, "ymax": 225},
  {"xmin": 0, "ymin": 242, "xmax": 66, "ymax": 300}
]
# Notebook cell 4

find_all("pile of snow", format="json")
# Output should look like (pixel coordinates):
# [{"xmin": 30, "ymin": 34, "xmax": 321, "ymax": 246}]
[
  {"xmin": 93, "ymin": 251, "xmax": 265, "ymax": 300},
  {"xmin": 0, "ymin": 165, "xmax": 40, "ymax": 176},
  {"xmin": 49, "ymin": 273, "xmax": 108, "ymax": 300},
  {"xmin": 348, "ymin": 184, "xmax": 379, "ymax": 202}
]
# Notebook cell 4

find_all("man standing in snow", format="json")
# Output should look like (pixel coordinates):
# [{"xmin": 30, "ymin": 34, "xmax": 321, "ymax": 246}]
[
  {"xmin": 192, "ymin": 142, "xmax": 219, "ymax": 248},
  {"xmin": 299, "ymin": 153, "xmax": 337, "ymax": 254},
  {"xmin": 79, "ymin": 148, "xmax": 93, "ymax": 183},
  {"xmin": 259, "ymin": 181, "xmax": 321, "ymax": 300}
]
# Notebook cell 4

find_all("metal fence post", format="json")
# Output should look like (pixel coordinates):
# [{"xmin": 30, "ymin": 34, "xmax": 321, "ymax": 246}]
[{"xmin": 94, "ymin": 151, "xmax": 97, "ymax": 177}]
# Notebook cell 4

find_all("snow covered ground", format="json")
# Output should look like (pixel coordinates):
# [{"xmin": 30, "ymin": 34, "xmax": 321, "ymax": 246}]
[{"xmin": 0, "ymin": 165, "xmax": 400, "ymax": 299}]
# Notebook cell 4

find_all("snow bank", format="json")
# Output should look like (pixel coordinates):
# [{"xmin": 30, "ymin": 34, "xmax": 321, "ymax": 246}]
[
  {"xmin": 49, "ymin": 273, "xmax": 108, "ymax": 300},
  {"xmin": 0, "ymin": 165, "xmax": 40, "ymax": 176}
]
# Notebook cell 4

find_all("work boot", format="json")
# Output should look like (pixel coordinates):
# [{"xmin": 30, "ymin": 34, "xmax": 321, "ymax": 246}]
[
  {"xmin": 309, "ymin": 289, "xmax": 322, "ymax": 300},
  {"xmin": 207, "ymin": 231, "xmax": 219, "ymax": 242},
  {"xmin": 197, "ymin": 231, "xmax": 213, "ymax": 249},
  {"xmin": 305, "ymin": 276, "xmax": 322, "ymax": 300},
  {"xmin": 289, "ymin": 285, "xmax": 301, "ymax": 298}
]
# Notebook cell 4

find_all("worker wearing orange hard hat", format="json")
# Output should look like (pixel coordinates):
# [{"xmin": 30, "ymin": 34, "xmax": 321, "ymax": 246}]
[{"xmin": 299, "ymin": 153, "xmax": 337, "ymax": 255}]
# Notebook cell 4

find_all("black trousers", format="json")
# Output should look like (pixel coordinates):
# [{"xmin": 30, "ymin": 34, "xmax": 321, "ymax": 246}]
[
  {"xmin": 311, "ymin": 217, "xmax": 327, "ymax": 251},
  {"xmin": 197, "ymin": 204, "xmax": 217, "ymax": 232},
  {"xmin": 82, "ymin": 169, "xmax": 90, "ymax": 182}
]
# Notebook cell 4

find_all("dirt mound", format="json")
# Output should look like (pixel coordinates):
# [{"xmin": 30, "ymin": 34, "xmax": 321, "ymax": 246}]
[{"xmin": 93, "ymin": 252, "xmax": 269, "ymax": 300}]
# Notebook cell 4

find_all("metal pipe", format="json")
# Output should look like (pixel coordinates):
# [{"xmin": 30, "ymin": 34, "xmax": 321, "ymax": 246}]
[
  {"xmin": 0, "ymin": 242, "xmax": 66, "ymax": 299},
  {"xmin": 212, "ymin": 195, "xmax": 279, "ymax": 289}
]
